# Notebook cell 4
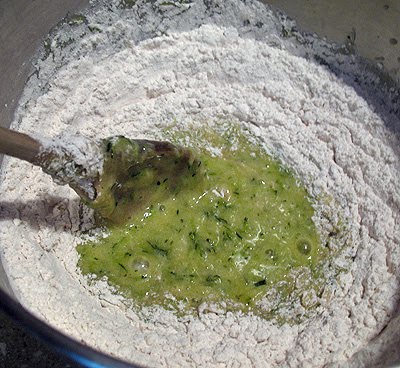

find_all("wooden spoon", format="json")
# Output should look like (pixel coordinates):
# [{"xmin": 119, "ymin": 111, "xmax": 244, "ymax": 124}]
[
  {"xmin": 0, "ymin": 126, "xmax": 102, "ymax": 201},
  {"xmin": 0, "ymin": 126, "xmax": 200, "ymax": 222}
]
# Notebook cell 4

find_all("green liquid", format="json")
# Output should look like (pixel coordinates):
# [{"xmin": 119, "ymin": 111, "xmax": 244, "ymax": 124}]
[{"xmin": 78, "ymin": 124, "xmax": 327, "ymax": 317}]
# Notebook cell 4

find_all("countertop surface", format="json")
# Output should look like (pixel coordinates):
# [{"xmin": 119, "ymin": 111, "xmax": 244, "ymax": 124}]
[
  {"xmin": 0, "ymin": 308, "xmax": 74, "ymax": 368},
  {"xmin": 0, "ymin": 0, "xmax": 399, "ymax": 367}
]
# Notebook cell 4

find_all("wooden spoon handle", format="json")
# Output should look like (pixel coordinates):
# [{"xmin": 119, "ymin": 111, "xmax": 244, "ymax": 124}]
[{"xmin": 0, "ymin": 126, "xmax": 41, "ymax": 163}]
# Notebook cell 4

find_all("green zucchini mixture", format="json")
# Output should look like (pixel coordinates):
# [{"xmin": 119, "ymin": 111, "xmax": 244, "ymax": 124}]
[{"xmin": 78, "ymin": 123, "xmax": 328, "ymax": 317}]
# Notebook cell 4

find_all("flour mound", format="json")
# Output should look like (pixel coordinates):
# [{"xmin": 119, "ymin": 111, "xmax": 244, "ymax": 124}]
[{"xmin": 0, "ymin": 1, "xmax": 399, "ymax": 367}]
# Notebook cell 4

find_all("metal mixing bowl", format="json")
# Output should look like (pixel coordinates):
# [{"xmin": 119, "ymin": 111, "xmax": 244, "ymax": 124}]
[{"xmin": 0, "ymin": 0, "xmax": 399, "ymax": 367}]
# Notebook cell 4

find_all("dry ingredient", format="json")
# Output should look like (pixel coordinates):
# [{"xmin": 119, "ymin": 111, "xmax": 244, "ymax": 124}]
[{"xmin": 0, "ymin": 0, "xmax": 399, "ymax": 367}]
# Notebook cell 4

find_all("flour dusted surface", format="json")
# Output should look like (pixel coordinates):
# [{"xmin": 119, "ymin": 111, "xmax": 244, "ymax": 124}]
[{"xmin": 0, "ymin": 0, "xmax": 400, "ymax": 367}]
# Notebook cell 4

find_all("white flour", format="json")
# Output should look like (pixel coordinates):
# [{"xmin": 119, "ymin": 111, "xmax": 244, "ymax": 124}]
[{"xmin": 1, "ymin": 0, "xmax": 400, "ymax": 367}]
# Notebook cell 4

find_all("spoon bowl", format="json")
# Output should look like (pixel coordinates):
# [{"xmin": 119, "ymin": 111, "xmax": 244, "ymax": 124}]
[{"xmin": 0, "ymin": 126, "xmax": 200, "ymax": 223}]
